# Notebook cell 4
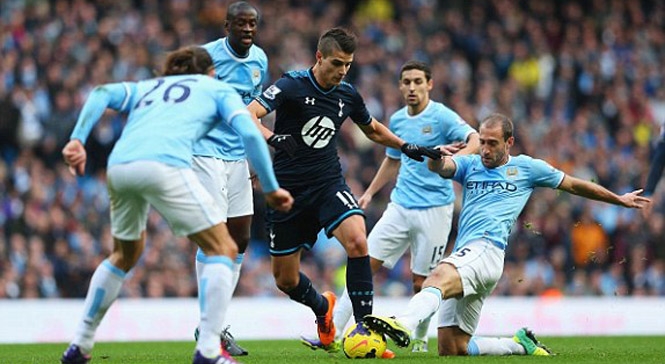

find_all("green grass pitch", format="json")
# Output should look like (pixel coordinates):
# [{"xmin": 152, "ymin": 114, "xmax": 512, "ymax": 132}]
[{"xmin": 3, "ymin": 337, "xmax": 665, "ymax": 363}]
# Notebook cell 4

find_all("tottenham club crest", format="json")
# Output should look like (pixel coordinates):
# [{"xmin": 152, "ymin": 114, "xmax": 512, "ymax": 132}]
[{"xmin": 301, "ymin": 116, "xmax": 335, "ymax": 148}]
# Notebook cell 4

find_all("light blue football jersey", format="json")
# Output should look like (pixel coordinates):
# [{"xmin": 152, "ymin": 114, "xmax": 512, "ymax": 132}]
[
  {"xmin": 69, "ymin": 74, "xmax": 278, "ymax": 192},
  {"xmin": 451, "ymin": 154, "xmax": 565, "ymax": 250},
  {"xmin": 193, "ymin": 37, "xmax": 269, "ymax": 160},
  {"xmin": 386, "ymin": 101, "xmax": 475, "ymax": 208}
]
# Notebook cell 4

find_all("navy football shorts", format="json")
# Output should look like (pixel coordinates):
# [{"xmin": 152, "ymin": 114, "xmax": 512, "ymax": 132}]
[{"xmin": 266, "ymin": 178, "xmax": 364, "ymax": 256}]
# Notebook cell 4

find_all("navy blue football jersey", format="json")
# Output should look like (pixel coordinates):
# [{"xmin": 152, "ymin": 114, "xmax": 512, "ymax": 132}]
[{"xmin": 256, "ymin": 68, "xmax": 371, "ymax": 186}]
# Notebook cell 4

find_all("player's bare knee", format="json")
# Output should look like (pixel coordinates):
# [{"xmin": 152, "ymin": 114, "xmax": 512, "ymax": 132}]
[
  {"xmin": 227, "ymin": 218, "xmax": 251, "ymax": 253},
  {"xmin": 205, "ymin": 241, "xmax": 238, "ymax": 259},
  {"xmin": 224, "ymin": 240, "xmax": 239, "ymax": 257},
  {"xmin": 234, "ymin": 236, "xmax": 250, "ymax": 253},
  {"xmin": 273, "ymin": 270, "xmax": 299, "ymax": 292},
  {"xmin": 108, "ymin": 252, "xmax": 137, "ymax": 272},
  {"xmin": 342, "ymin": 235, "xmax": 368, "ymax": 257},
  {"xmin": 437, "ymin": 342, "xmax": 457, "ymax": 356},
  {"xmin": 228, "ymin": 228, "xmax": 250, "ymax": 253},
  {"xmin": 423, "ymin": 266, "xmax": 446, "ymax": 290},
  {"xmin": 275, "ymin": 277, "xmax": 298, "ymax": 292}
]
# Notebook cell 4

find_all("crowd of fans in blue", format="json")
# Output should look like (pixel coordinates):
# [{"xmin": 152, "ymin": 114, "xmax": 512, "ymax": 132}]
[{"xmin": 1, "ymin": 0, "xmax": 664, "ymax": 300}]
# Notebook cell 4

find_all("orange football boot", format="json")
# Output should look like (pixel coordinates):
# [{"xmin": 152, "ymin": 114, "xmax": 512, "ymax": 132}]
[{"xmin": 316, "ymin": 291, "xmax": 337, "ymax": 346}]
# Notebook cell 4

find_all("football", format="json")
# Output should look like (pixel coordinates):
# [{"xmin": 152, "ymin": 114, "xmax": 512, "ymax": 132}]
[{"xmin": 342, "ymin": 322, "xmax": 387, "ymax": 359}]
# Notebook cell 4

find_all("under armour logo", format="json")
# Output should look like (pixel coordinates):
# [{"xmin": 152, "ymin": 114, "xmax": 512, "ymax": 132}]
[
  {"xmin": 360, "ymin": 300, "xmax": 373, "ymax": 307},
  {"xmin": 305, "ymin": 97, "xmax": 315, "ymax": 105},
  {"xmin": 338, "ymin": 99, "xmax": 345, "ymax": 117}
]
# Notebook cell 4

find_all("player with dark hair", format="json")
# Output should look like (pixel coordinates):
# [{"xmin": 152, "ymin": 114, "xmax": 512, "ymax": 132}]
[
  {"xmin": 322, "ymin": 60, "xmax": 479, "ymax": 354},
  {"xmin": 192, "ymin": 1, "xmax": 267, "ymax": 356},
  {"xmin": 60, "ymin": 45, "xmax": 293, "ymax": 364},
  {"xmin": 246, "ymin": 27, "xmax": 440, "ymax": 351},
  {"xmin": 363, "ymin": 113, "xmax": 649, "ymax": 357}
]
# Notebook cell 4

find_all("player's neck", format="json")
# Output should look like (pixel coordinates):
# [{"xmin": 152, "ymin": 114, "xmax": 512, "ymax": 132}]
[
  {"xmin": 407, "ymin": 99, "xmax": 429, "ymax": 116},
  {"xmin": 311, "ymin": 65, "xmax": 334, "ymax": 90},
  {"xmin": 498, "ymin": 155, "xmax": 510, "ymax": 166},
  {"xmin": 226, "ymin": 38, "xmax": 250, "ymax": 58}
]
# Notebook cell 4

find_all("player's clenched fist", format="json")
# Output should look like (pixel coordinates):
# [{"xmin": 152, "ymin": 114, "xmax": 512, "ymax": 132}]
[
  {"xmin": 267, "ymin": 134, "xmax": 298, "ymax": 157},
  {"xmin": 400, "ymin": 143, "xmax": 442, "ymax": 162},
  {"xmin": 62, "ymin": 139, "xmax": 87, "ymax": 176},
  {"xmin": 265, "ymin": 188, "xmax": 294, "ymax": 212}
]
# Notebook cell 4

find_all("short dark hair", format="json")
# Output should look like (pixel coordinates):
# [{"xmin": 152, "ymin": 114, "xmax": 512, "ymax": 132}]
[
  {"xmin": 400, "ymin": 61, "xmax": 431, "ymax": 81},
  {"xmin": 227, "ymin": 1, "xmax": 259, "ymax": 21},
  {"xmin": 162, "ymin": 46, "xmax": 213, "ymax": 76},
  {"xmin": 481, "ymin": 113, "xmax": 513, "ymax": 141},
  {"xmin": 317, "ymin": 27, "xmax": 357, "ymax": 57}
]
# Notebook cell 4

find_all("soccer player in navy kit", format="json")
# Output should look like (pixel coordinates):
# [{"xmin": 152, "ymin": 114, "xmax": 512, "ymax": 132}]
[{"xmin": 247, "ymin": 27, "xmax": 440, "ymax": 348}]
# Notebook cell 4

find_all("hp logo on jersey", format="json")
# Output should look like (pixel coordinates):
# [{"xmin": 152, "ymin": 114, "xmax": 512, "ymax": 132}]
[{"xmin": 301, "ymin": 116, "xmax": 335, "ymax": 149}]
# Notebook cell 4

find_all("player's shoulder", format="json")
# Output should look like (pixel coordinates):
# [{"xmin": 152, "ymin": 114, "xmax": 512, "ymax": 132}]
[
  {"xmin": 428, "ymin": 100, "xmax": 448, "ymax": 111},
  {"xmin": 338, "ymin": 80, "xmax": 359, "ymax": 95},
  {"xmin": 192, "ymin": 74, "xmax": 235, "ymax": 92},
  {"xmin": 512, "ymin": 154, "xmax": 536, "ymax": 165},
  {"xmin": 453, "ymin": 153, "xmax": 480, "ymax": 168},
  {"xmin": 427, "ymin": 100, "xmax": 456, "ymax": 118},
  {"xmin": 514, "ymin": 154, "xmax": 559, "ymax": 171},
  {"xmin": 389, "ymin": 106, "xmax": 409, "ymax": 122},
  {"xmin": 510, "ymin": 154, "xmax": 543, "ymax": 171},
  {"xmin": 201, "ymin": 38, "xmax": 223, "ymax": 53},
  {"xmin": 276, "ymin": 70, "xmax": 310, "ymax": 90},
  {"xmin": 283, "ymin": 69, "xmax": 310, "ymax": 80},
  {"xmin": 250, "ymin": 43, "xmax": 268, "ymax": 62}
]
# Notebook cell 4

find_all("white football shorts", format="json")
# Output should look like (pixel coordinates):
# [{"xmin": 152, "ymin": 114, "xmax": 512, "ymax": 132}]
[
  {"xmin": 192, "ymin": 156, "xmax": 254, "ymax": 219},
  {"xmin": 437, "ymin": 238, "xmax": 505, "ymax": 335},
  {"xmin": 108, "ymin": 161, "xmax": 225, "ymax": 240},
  {"xmin": 368, "ymin": 202, "xmax": 454, "ymax": 276}
]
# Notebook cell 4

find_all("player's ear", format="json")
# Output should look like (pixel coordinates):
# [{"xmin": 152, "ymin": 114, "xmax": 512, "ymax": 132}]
[
  {"xmin": 506, "ymin": 136, "xmax": 515, "ymax": 148},
  {"xmin": 315, "ymin": 50, "xmax": 323, "ymax": 64}
]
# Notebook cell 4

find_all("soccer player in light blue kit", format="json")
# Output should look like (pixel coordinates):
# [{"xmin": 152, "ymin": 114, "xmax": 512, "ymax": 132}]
[
  {"xmin": 363, "ymin": 113, "xmax": 649, "ymax": 357},
  {"xmin": 325, "ymin": 61, "xmax": 479, "ymax": 354},
  {"xmin": 60, "ymin": 46, "xmax": 292, "ymax": 364},
  {"xmin": 192, "ymin": 1, "xmax": 268, "ymax": 355}
]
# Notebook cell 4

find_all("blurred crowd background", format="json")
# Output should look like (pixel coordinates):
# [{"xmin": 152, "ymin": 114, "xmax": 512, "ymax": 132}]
[{"xmin": 1, "ymin": 0, "xmax": 665, "ymax": 301}]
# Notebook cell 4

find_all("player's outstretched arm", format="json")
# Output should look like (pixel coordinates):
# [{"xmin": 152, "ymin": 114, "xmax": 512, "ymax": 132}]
[
  {"xmin": 557, "ymin": 175, "xmax": 651, "ymax": 208},
  {"xmin": 231, "ymin": 112, "xmax": 280, "ymax": 193},
  {"xmin": 357, "ymin": 118, "xmax": 441, "ymax": 161},
  {"xmin": 358, "ymin": 118, "xmax": 405, "ymax": 149},
  {"xmin": 247, "ymin": 100, "xmax": 273, "ymax": 139},
  {"xmin": 64, "ymin": 83, "xmax": 129, "ymax": 176},
  {"xmin": 456, "ymin": 132, "xmax": 480, "ymax": 156},
  {"xmin": 358, "ymin": 156, "xmax": 400, "ymax": 209},
  {"xmin": 428, "ymin": 155, "xmax": 457, "ymax": 179}
]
